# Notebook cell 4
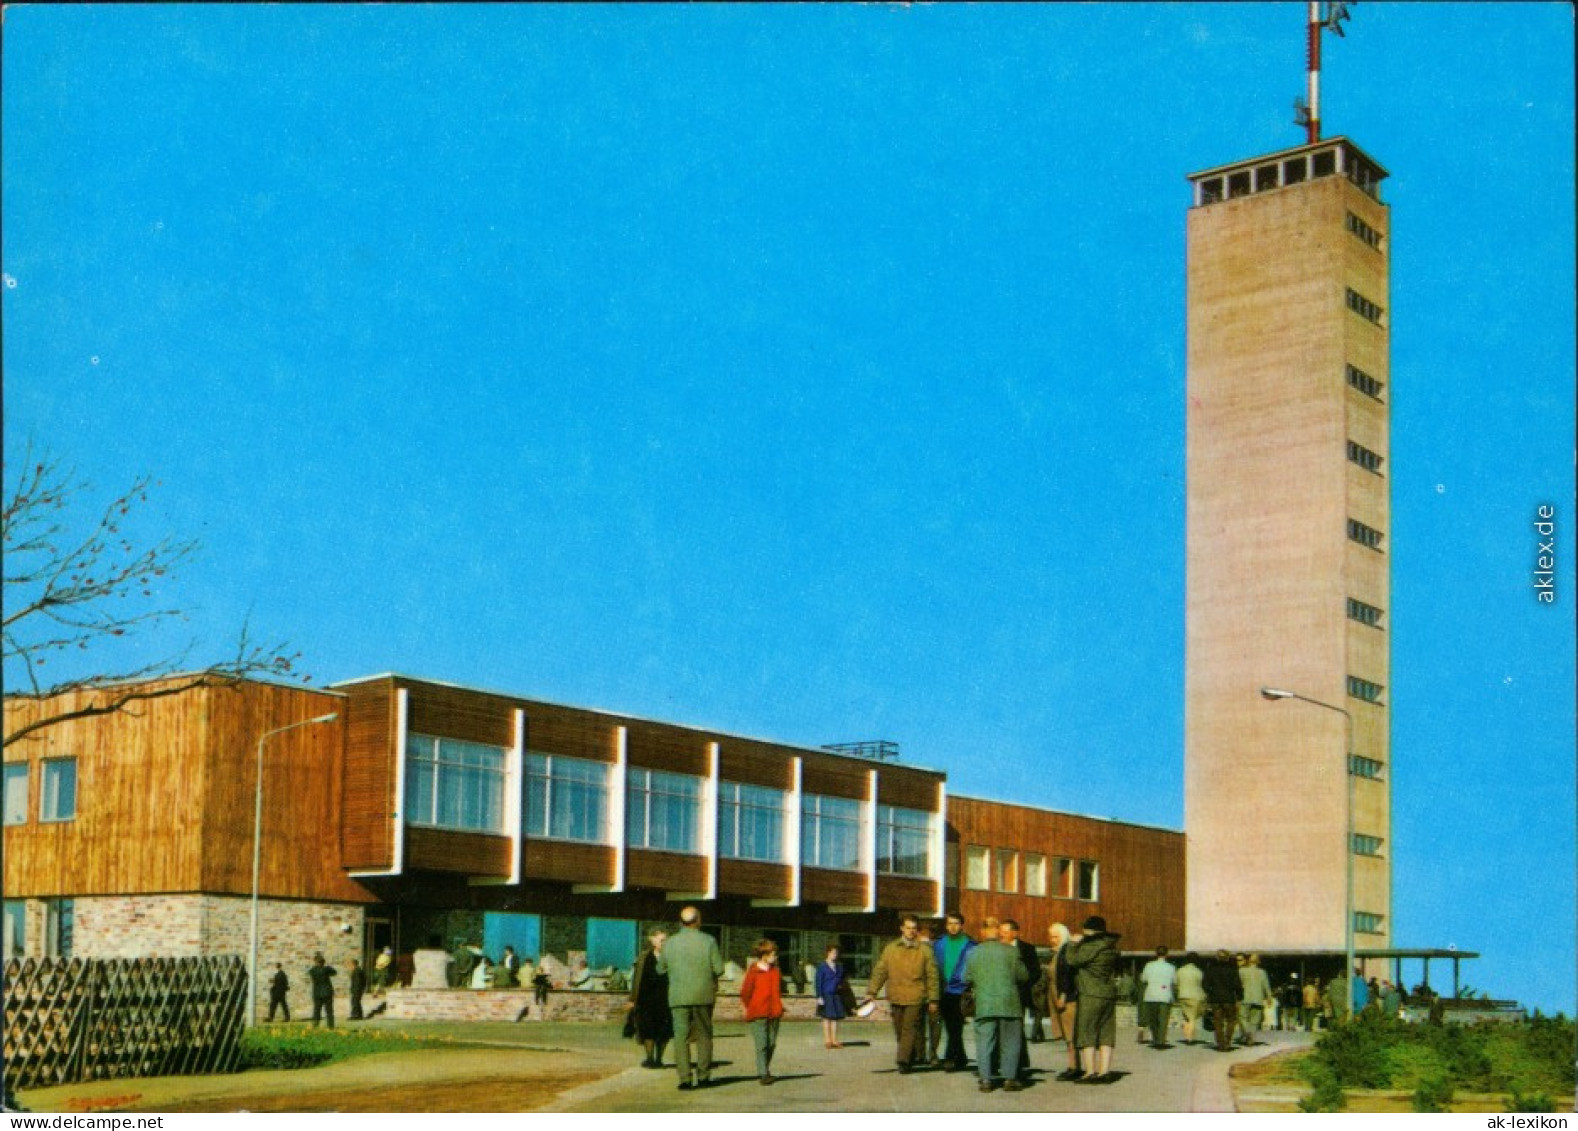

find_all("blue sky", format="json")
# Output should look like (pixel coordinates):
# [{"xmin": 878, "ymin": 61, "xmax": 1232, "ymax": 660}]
[{"xmin": 4, "ymin": 4, "xmax": 1573, "ymax": 1013}]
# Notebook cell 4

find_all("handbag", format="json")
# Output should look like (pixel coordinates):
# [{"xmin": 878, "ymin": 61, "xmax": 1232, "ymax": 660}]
[
  {"xmin": 961, "ymin": 989, "xmax": 976, "ymax": 1018},
  {"xmin": 621, "ymin": 1010, "xmax": 638, "ymax": 1039},
  {"xmin": 837, "ymin": 976, "xmax": 858, "ymax": 1014}
]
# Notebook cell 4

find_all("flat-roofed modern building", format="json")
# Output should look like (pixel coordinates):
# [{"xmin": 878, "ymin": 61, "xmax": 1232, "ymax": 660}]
[
  {"xmin": 1184, "ymin": 136, "xmax": 1392, "ymax": 955},
  {"xmin": 4, "ymin": 672, "xmax": 1185, "ymax": 1018}
]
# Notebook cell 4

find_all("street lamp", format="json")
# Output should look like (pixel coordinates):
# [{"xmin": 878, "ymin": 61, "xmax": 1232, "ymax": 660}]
[
  {"xmin": 248, "ymin": 712, "xmax": 338, "ymax": 1027},
  {"xmin": 1260, "ymin": 686, "xmax": 1357, "ymax": 1021}
]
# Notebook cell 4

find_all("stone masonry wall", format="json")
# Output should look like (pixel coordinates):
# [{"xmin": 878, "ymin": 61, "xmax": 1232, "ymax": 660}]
[
  {"xmin": 72, "ymin": 895, "xmax": 208, "ymax": 956},
  {"xmin": 69, "ymin": 894, "xmax": 366, "ymax": 1022},
  {"xmin": 383, "ymin": 987, "xmax": 836, "ymax": 1024}
]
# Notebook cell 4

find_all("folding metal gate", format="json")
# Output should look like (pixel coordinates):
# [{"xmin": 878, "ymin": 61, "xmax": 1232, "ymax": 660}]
[{"xmin": 2, "ymin": 956, "xmax": 248, "ymax": 1089}]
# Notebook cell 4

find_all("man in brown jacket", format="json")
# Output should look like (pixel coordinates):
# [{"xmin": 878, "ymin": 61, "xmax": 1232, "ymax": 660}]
[{"xmin": 866, "ymin": 914, "xmax": 941, "ymax": 1073}]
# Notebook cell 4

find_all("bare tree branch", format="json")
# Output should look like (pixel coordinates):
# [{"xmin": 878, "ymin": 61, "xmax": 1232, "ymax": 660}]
[{"xmin": 3, "ymin": 445, "xmax": 306, "ymax": 747}]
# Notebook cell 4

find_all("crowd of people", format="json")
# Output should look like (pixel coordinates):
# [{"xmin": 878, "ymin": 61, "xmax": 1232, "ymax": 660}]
[
  {"xmin": 267, "ymin": 911, "xmax": 1438, "ymax": 1095},
  {"xmin": 625, "ymin": 907, "xmax": 1139, "ymax": 1091}
]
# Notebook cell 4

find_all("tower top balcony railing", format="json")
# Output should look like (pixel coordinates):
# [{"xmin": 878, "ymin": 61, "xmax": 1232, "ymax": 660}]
[{"xmin": 1188, "ymin": 136, "xmax": 1388, "ymax": 209}]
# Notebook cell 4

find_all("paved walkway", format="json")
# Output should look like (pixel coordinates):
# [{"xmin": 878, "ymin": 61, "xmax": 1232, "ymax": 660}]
[
  {"xmin": 541, "ymin": 1018, "xmax": 1314, "ymax": 1113},
  {"xmin": 18, "ymin": 1014, "xmax": 1313, "ymax": 1113}
]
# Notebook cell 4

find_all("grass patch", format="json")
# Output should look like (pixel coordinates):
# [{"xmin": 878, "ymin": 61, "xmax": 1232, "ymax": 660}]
[{"xmin": 237, "ymin": 1025, "xmax": 478, "ymax": 1071}]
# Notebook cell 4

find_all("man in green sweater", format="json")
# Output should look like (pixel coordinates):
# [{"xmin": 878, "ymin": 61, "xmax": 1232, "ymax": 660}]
[{"xmin": 963, "ymin": 920, "xmax": 1030, "ymax": 1093}]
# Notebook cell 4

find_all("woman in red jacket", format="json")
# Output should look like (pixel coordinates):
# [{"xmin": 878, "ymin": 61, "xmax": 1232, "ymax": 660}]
[{"xmin": 740, "ymin": 939, "xmax": 786, "ymax": 1085}]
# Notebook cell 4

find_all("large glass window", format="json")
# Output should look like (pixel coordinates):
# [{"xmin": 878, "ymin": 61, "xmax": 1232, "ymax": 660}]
[
  {"xmin": 405, "ymin": 735, "xmax": 506, "ymax": 833},
  {"xmin": 626, "ymin": 768, "xmax": 702, "ymax": 853},
  {"xmin": 3, "ymin": 763, "xmax": 28, "ymax": 825},
  {"xmin": 587, "ymin": 918, "xmax": 638, "ymax": 971},
  {"xmin": 836, "ymin": 933, "xmax": 880, "ymax": 981},
  {"xmin": 801, "ymin": 794, "xmax": 863, "ymax": 871},
  {"xmin": 41, "ymin": 758, "xmax": 76, "ymax": 823},
  {"xmin": 877, "ymin": 805, "xmax": 932, "ymax": 876},
  {"xmin": 525, "ymin": 753, "xmax": 610, "ymax": 843},
  {"xmin": 718, "ymin": 782, "xmax": 787, "ymax": 863}
]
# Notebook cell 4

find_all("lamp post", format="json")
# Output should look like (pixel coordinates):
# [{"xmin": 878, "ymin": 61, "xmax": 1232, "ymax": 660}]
[
  {"xmin": 248, "ymin": 712, "xmax": 338, "ymax": 1027},
  {"xmin": 1260, "ymin": 686, "xmax": 1356, "ymax": 1021}
]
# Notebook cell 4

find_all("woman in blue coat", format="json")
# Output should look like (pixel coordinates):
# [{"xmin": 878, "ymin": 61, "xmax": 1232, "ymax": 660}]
[{"xmin": 814, "ymin": 943, "xmax": 849, "ymax": 1048}]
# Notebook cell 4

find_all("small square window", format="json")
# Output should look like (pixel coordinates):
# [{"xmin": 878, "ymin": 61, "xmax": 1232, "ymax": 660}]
[
  {"xmin": 41, "ymin": 759, "xmax": 77, "ymax": 823},
  {"xmin": 3, "ymin": 764, "xmax": 27, "ymax": 826},
  {"xmin": 1077, "ymin": 860, "xmax": 1100, "ymax": 901},
  {"xmin": 1024, "ymin": 853, "xmax": 1047, "ymax": 897},
  {"xmin": 1054, "ymin": 857, "xmax": 1074, "ymax": 899},
  {"xmin": 964, "ymin": 845, "xmax": 990, "ymax": 892},
  {"xmin": 995, "ymin": 849, "xmax": 1019, "ymax": 893}
]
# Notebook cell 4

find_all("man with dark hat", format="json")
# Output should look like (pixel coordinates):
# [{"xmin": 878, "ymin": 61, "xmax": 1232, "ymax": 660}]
[
  {"xmin": 1064, "ymin": 915, "xmax": 1120, "ymax": 1083},
  {"xmin": 307, "ymin": 953, "xmax": 338, "ymax": 1029},
  {"xmin": 1202, "ymin": 949, "xmax": 1243, "ymax": 1052}
]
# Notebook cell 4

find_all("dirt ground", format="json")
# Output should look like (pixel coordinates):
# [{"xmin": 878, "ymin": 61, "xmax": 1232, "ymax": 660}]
[
  {"xmin": 21, "ymin": 1044, "xmax": 620, "ymax": 1115},
  {"xmin": 155, "ymin": 1071, "xmax": 607, "ymax": 1113}
]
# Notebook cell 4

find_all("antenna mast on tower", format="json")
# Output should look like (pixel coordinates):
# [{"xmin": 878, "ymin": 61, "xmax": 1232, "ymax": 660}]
[{"xmin": 1294, "ymin": 2, "xmax": 1353, "ymax": 143}]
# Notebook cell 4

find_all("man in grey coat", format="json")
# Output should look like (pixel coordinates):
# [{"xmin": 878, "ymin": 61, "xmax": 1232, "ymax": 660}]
[
  {"xmin": 656, "ymin": 906, "xmax": 725, "ymax": 1090},
  {"xmin": 962, "ymin": 920, "xmax": 1029, "ymax": 1093}
]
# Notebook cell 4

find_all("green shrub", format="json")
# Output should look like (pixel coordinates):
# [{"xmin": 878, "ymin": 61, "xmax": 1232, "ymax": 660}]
[
  {"xmin": 1313, "ymin": 1012, "xmax": 1404, "ymax": 1089},
  {"xmin": 1297, "ymin": 1061, "xmax": 1347, "ymax": 1112},
  {"xmin": 1300, "ymin": 1008, "xmax": 1572, "ymax": 1111},
  {"xmin": 1417, "ymin": 1021, "xmax": 1494, "ymax": 1089},
  {"xmin": 1384, "ymin": 1040, "xmax": 1446, "ymax": 1091},
  {"xmin": 1411, "ymin": 1074, "xmax": 1453, "ymax": 1112},
  {"xmin": 1506, "ymin": 1091, "xmax": 1558, "ymax": 1113}
]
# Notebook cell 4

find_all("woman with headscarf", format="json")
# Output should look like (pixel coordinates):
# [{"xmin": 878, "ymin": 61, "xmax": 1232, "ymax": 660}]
[
  {"xmin": 1047, "ymin": 922, "xmax": 1082, "ymax": 1080},
  {"xmin": 627, "ymin": 928, "xmax": 674, "ymax": 1068}
]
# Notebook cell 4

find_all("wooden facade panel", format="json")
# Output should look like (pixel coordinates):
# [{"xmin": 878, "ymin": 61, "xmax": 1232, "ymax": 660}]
[
  {"xmin": 196, "ymin": 683, "xmax": 374, "ymax": 903},
  {"xmin": 523, "ymin": 705, "xmax": 617, "ymax": 763},
  {"xmin": 404, "ymin": 825, "xmax": 512, "ymax": 876},
  {"xmin": 625, "ymin": 722, "xmax": 708, "ymax": 775},
  {"xmin": 522, "ymin": 840, "xmax": 616, "ymax": 886},
  {"xmin": 876, "ymin": 770, "xmax": 944, "ymax": 813},
  {"xmin": 340, "ymin": 678, "xmax": 396, "ymax": 871},
  {"xmin": 405, "ymin": 682, "xmax": 515, "ymax": 748},
  {"xmin": 876, "ymin": 875, "xmax": 937, "ymax": 915},
  {"xmin": 801, "ymin": 867, "xmax": 866, "ymax": 908},
  {"xmin": 717, "ymin": 745, "xmax": 794, "ymax": 790},
  {"xmin": 800, "ymin": 761, "xmax": 870, "ymax": 801},
  {"xmin": 4, "ymin": 684, "xmax": 207, "ymax": 897},
  {"xmin": 947, "ymin": 795, "xmax": 1185, "ymax": 951},
  {"xmin": 626, "ymin": 849, "xmax": 707, "ymax": 892},
  {"xmin": 716, "ymin": 859, "xmax": 791, "ymax": 901}
]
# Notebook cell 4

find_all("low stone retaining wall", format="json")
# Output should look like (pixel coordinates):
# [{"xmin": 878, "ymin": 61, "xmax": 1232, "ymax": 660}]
[
  {"xmin": 381, "ymin": 988, "xmax": 852, "ymax": 1024},
  {"xmin": 380, "ymin": 991, "xmax": 1142, "ymax": 1028},
  {"xmin": 378, "ymin": 990, "xmax": 1136, "ymax": 1028}
]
